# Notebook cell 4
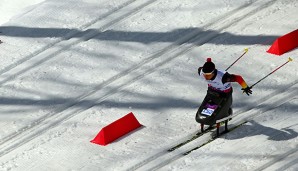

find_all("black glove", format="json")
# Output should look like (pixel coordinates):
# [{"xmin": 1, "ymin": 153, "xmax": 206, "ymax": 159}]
[{"xmin": 241, "ymin": 86, "xmax": 252, "ymax": 96}]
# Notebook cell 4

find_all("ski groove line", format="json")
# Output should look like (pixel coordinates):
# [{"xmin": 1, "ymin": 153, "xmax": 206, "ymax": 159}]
[
  {"xmin": 0, "ymin": 0, "xmax": 140, "ymax": 77},
  {"xmin": 0, "ymin": 0, "xmax": 159, "ymax": 84},
  {"xmin": 211, "ymin": 106, "xmax": 298, "ymax": 169},
  {"xmin": 168, "ymin": 113, "xmax": 235, "ymax": 152},
  {"xmin": 130, "ymin": 122, "xmax": 246, "ymax": 171},
  {"xmin": 127, "ymin": 1, "xmax": 296, "ymax": 170},
  {"xmin": 196, "ymin": 98, "xmax": 298, "ymax": 168},
  {"xmin": 183, "ymin": 121, "xmax": 248, "ymax": 156},
  {"xmin": 166, "ymin": 84, "xmax": 297, "ymax": 154},
  {"xmin": 221, "ymin": 117, "xmax": 298, "ymax": 168},
  {"xmin": 0, "ymin": 0, "xmax": 160, "ymax": 145},
  {"xmin": 151, "ymin": 122, "xmax": 248, "ymax": 171},
  {"xmin": 130, "ymin": 94, "xmax": 296, "ymax": 171},
  {"xmin": 0, "ymin": 0, "xmax": 280, "ymax": 158},
  {"xmin": 0, "ymin": 0, "xmax": 280, "ymax": 159},
  {"xmin": 126, "ymin": 131, "xmax": 212, "ymax": 171},
  {"xmin": 254, "ymin": 145, "xmax": 298, "ymax": 171},
  {"xmin": 168, "ymin": 126, "xmax": 214, "ymax": 152}
]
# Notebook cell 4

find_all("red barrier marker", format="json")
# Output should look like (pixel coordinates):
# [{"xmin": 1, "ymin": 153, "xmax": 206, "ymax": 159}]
[
  {"xmin": 91, "ymin": 112, "xmax": 142, "ymax": 146},
  {"xmin": 267, "ymin": 29, "xmax": 298, "ymax": 55}
]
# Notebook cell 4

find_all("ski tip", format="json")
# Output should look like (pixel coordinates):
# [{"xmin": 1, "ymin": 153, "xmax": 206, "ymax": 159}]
[
  {"xmin": 244, "ymin": 48, "xmax": 248, "ymax": 52},
  {"xmin": 288, "ymin": 57, "xmax": 293, "ymax": 62}
]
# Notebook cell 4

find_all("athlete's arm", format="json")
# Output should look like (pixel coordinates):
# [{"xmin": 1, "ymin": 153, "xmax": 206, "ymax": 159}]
[{"xmin": 222, "ymin": 73, "xmax": 248, "ymax": 89}]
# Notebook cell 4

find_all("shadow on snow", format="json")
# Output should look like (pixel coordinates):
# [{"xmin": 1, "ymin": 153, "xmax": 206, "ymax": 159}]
[
  {"xmin": 0, "ymin": 26, "xmax": 278, "ymax": 45},
  {"xmin": 227, "ymin": 120, "xmax": 298, "ymax": 141}
]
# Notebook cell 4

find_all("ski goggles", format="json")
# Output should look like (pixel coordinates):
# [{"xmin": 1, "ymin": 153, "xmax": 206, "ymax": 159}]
[{"xmin": 202, "ymin": 70, "xmax": 214, "ymax": 76}]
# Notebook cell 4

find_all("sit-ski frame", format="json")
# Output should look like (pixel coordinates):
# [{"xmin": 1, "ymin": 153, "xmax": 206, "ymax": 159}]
[{"xmin": 200, "ymin": 114, "xmax": 233, "ymax": 136}]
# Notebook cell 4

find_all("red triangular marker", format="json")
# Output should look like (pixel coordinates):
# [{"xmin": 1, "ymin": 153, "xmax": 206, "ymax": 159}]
[
  {"xmin": 267, "ymin": 29, "xmax": 298, "ymax": 55},
  {"xmin": 91, "ymin": 112, "xmax": 142, "ymax": 146}
]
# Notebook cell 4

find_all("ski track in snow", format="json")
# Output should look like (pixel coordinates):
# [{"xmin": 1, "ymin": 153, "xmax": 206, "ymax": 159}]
[
  {"xmin": 0, "ymin": 0, "xmax": 297, "ymax": 170},
  {"xmin": 127, "ymin": 83, "xmax": 298, "ymax": 171},
  {"xmin": 0, "ymin": 0, "xmax": 292, "ymax": 158},
  {"xmin": 160, "ymin": 98, "xmax": 298, "ymax": 171},
  {"xmin": 0, "ymin": 0, "xmax": 161, "ymax": 157},
  {"xmin": 0, "ymin": 0, "xmax": 156, "ymax": 80},
  {"xmin": 0, "ymin": 0, "xmax": 281, "ymax": 159}
]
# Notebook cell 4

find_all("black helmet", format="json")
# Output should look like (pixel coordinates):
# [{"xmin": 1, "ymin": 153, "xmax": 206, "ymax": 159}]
[{"xmin": 202, "ymin": 58, "xmax": 215, "ymax": 73}]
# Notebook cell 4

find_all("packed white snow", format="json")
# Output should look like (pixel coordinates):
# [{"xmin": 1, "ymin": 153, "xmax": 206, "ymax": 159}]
[{"xmin": 0, "ymin": 0, "xmax": 297, "ymax": 170}]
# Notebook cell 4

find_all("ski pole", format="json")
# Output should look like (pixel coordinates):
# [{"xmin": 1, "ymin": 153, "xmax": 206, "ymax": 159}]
[
  {"xmin": 251, "ymin": 57, "xmax": 293, "ymax": 88},
  {"xmin": 225, "ymin": 48, "xmax": 249, "ymax": 71}
]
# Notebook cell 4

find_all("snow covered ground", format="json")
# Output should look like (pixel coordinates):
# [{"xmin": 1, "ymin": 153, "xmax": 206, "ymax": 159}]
[{"xmin": 0, "ymin": 0, "xmax": 297, "ymax": 170}]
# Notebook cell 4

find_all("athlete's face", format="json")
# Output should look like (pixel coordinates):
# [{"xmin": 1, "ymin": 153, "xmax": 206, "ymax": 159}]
[{"xmin": 203, "ymin": 72, "xmax": 214, "ymax": 80}]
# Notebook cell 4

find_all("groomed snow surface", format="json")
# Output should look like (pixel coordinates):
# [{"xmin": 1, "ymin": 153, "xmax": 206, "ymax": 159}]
[{"xmin": 0, "ymin": 0, "xmax": 297, "ymax": 170}]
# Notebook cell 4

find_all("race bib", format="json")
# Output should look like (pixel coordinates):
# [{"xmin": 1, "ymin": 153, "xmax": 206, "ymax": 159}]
[{"xmin": 201, "ymin": 108, "xmax": 215, "ymax": 116}]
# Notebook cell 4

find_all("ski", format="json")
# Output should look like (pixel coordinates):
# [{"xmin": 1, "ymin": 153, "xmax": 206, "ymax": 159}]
[
  {"xmin": 183, "ymin": 121, "xmax": 248, "ymax": 155},
  {"xmin": 168, "ymin": 126, "xmax": 214, "ymax": 152},
  {"xmin": 0, "ymin": 40, "xmax": 3, "ymax": 44},
  {"xmin": 168, "ymin": 114, "xmax": 234, "ymax": 152}
]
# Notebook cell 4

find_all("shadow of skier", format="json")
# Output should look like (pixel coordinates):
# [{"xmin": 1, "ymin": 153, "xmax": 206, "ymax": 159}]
[{"xmin": 227, "ymin": 120, "xmax": 298, "ymax": 141}]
